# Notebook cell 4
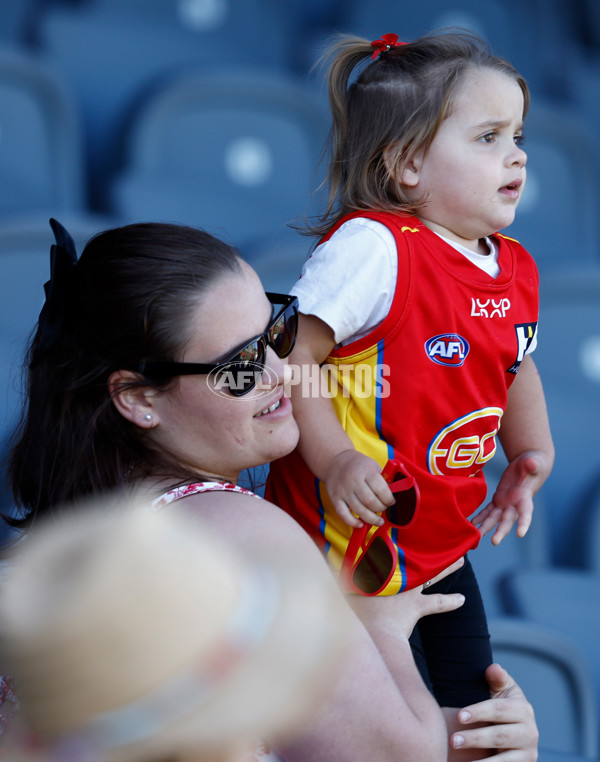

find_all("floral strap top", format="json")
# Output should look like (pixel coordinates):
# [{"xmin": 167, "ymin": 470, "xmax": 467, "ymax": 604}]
[
  {"xmin": 0, "ymin": 676, "xmax": 19, "ymax": 739},
  {"xmin": 152, "ymin": 481, "xmax": 260, "ymax": 509}
]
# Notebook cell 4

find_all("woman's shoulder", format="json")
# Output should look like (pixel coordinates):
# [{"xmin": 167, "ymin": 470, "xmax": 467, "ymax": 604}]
[{"xmin": 163, "ymin": 487, "xmax": 326, "ymax": 564}]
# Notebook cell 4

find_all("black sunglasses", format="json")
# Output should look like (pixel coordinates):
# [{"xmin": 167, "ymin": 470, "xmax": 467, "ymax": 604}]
[{"xmin": 139, "ymin": 293, "xmax": 298, "ymax": 397}]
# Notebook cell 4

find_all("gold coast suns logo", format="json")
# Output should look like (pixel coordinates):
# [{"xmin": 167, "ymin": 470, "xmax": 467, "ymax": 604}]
[{"xmin": 427, "ymin": 407, "xmax": 503, "ymax": 476}]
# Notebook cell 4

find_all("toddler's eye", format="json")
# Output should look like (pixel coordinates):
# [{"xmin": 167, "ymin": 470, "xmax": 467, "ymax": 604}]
[
  {"xmin": 514, "ymin": 134, "xmax": 527, "ymax": 147},
  {"xmin": 480, "ymin": 132, "xmax": 497, "ymax": 144}
]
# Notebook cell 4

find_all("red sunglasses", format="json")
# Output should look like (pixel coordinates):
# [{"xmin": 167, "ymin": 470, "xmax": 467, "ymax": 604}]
[{"xmin": 340, "ymin": 459, "xmax": 420, "ymax": 596}]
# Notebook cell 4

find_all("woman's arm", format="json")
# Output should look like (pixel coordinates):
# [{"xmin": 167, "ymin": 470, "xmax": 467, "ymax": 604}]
[
  {"xmin": 183, "ymin": 491, "xmax": 539, "ymax": 761},
  {"xmin": 180, "ymin": 491, "xmax": 462, "ymax": 762}
]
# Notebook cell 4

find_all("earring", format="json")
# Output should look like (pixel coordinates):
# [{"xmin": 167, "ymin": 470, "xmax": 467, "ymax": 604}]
[{"xmin": 144, "ymin": 413, "xmax": 153, "ymax": 423}]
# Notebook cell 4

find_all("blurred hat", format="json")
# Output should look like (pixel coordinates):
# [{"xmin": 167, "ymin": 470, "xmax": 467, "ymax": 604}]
[{"xmin": 0, "ymin": 494, "xmax": 346, "ymax": 761}]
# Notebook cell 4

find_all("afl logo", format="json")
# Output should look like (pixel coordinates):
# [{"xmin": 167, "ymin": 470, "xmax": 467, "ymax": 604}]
[
  {"xmin": 207, "ymin": 362, "xmax": 279, "ymax": 399},
  {"xmin": 425, "ymin": 334, "xmax": 470, "ymax": 367}
]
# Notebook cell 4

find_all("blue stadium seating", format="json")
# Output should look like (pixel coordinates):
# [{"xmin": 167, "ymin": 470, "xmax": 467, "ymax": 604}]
[
  {"xmin": 34, "ymin": 0, "xmax": 293, "ymax": 208},
  {"xmin": 110, "ymin": 68, "xmax": 327, "ymax": 252},
  {"xmin": 532, "ymin": 268, "xmax": 600, "ymax": 564},
  {"xmin": 0, "ymin": 47, "xmax": 86, "ymax": 219},
  {"xmin": 489, "ymin": 618, "xmax": 599, "ymax": 758},
  {"xmin": 583, "ymin": 473, "xmax": 600, "ymax": 571},
  {"xmin": 500, "ymin": 566, "xmax": 600, "ymax": 747},
  {"xmin": 0, "ymin": 0, "xmax": 37, "ymax": 46},
  {"xmin": 0, "ymin": 215, "xmax": 115, "ymax": 443},
  {"xmin": 244, "ymin": 226, "xmax": 314, "ymax": 294},
  {"xmin": 539, "ymin": 753, "xmax": 600, "ymax": 762},
  {"xmin": 503, "ymin": 101, "xmax": 600, "ymax": 270}
]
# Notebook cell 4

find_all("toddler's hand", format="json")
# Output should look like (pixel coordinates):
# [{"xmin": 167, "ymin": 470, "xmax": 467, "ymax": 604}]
[
  {"xmin": 471, "ymin": 451, "xmax": 548, "ymax": 545},
  {"xmin": 323, "ymin": 449, "xmax": 394, "ymax": 528}
]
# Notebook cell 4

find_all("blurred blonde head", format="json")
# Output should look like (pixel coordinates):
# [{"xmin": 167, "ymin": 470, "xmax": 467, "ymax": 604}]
[{"xmin": 0, "ymin": 494, "xmax": 346, "ymax": 761}]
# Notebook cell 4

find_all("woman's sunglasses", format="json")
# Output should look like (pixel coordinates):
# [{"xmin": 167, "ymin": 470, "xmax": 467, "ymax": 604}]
[
  {"xmin": 139, "ymin": 293, "xmax": 298, "ymax": 397},
  {"xmin": 340, "ymin": 459, "xmax": 420, "ymax": 596}
]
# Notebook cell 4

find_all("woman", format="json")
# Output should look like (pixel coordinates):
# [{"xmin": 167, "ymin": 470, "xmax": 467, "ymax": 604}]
[{"xmin": 5, "ymin": 219, "xmax": 538, "ymax": 761}]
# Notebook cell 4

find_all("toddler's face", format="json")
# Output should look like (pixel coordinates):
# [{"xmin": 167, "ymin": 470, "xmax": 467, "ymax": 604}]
[{"xmin": 404, "ymin": 66, "xmax": 527, "ymax": 251}]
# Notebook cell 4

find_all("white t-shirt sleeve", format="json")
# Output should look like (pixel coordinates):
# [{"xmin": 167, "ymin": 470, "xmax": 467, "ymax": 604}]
[{"xmin": 290, "ymin": 218, "xmax": 398, "ymax": 345}]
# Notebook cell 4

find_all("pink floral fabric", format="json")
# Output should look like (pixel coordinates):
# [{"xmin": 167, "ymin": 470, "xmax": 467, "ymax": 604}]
[
  {"xmin": 152, "ymin": 481, "xmax": 260, "ymax": 509},
  {"xmin": 0, "ymin": 675, "xmax": 19, "ymax": 739}
]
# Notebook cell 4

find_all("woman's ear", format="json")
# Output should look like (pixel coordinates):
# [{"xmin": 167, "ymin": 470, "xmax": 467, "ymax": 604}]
[{"xmin": 108, "ymin": 370, "xmax": 158, "ymax": 429}]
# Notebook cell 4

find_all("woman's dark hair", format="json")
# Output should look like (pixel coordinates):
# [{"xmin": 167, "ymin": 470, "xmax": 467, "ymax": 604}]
[
  {"xmin": 310, "ymin": 29, "xmax": 530, "ymax": 236},
  {"xmin": 7, "ymin": 222, "xmax": 242, "ymax": 528}
]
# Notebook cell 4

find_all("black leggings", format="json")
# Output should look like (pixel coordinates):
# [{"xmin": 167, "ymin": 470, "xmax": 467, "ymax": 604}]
[{"xmin": 409, "ymin": 555, "xmax": 492, "ymax": 707}]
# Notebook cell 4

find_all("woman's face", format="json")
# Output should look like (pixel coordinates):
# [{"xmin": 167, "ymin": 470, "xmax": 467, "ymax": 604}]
[{"xmin": 148, "ymin": 260, "xmax": 299, "ymax": 482}]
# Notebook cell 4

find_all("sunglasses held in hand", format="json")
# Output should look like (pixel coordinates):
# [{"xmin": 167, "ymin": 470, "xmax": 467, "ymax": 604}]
[{"xmin": 340, "ymin": 458, "xmax": 420, "ymax": 596}]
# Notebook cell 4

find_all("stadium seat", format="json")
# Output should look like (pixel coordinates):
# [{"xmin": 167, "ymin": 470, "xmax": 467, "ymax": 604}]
[
  {"xmin": 0, "ymin": 0, "xmax": 37, "ymax": 46},
  {"xmin": 531, "ymin": 268, "xmax": 600, "ymax": 564},
  {"xmin": 110, "ymin": 68, "xmax": 327, "ymax": 252},
  {"xmin": 499, "ymin": 566, "xmax": 600, "ymax": 742},
  {"xmin": 502, "ymin": 0, "xmax": 586, "ymax": 99},
  {"xmin": 583, "ymin": 473, "xmax": 600, "ymax": 571},
  {"xmin": 578, "ymin": 0, "xmax": 600, "ymax": 52},
  {"xmin": 503, "ymin": 101, "xmax": 600, "ymax": 271},
  {"xmin": 244, "ymin": 226, "xmax": 314, "ymax": 294},
  {"xmin": 34, "ymin": 0, "xmax": 293, "ymax": 208},
  {"xmin": 538, "ymin": 752, "xmax": 600, "ymax": 762},
  {"xmin": 564, "ymin": 51, "xmax": 600, "ymax": 174},
  {"xmin": 0, "ymin": 47, "xmax": 86, "ymax": 219},
  {"xmin": 489, "ymin": 618, "xmax": 599, "ymax": 758},
  {"xmin": 0, "ymin": 215, "xmax": 115, "ymax": 442}
]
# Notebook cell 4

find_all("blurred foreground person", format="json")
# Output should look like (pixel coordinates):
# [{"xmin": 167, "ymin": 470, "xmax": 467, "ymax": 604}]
[{"xmin": 0, "ymin": 496, "xmax": 347, "ymax": 762}]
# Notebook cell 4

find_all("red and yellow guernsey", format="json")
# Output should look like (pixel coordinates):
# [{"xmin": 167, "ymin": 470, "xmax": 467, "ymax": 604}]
[{"xmin": 266, "ymin": 211, "xmax": 539, "ymax": 593}]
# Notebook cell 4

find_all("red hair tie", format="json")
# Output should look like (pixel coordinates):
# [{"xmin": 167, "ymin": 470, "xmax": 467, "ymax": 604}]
[{"xmin": 370, "ymin": 33, "xmax": 405, "ymax": 60}]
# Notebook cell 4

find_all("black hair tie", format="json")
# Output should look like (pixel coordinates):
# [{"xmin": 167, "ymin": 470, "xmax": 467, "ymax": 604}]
[{"xmin": 31, "ymin": 218, "xmax": 79, "ymax": 366}]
